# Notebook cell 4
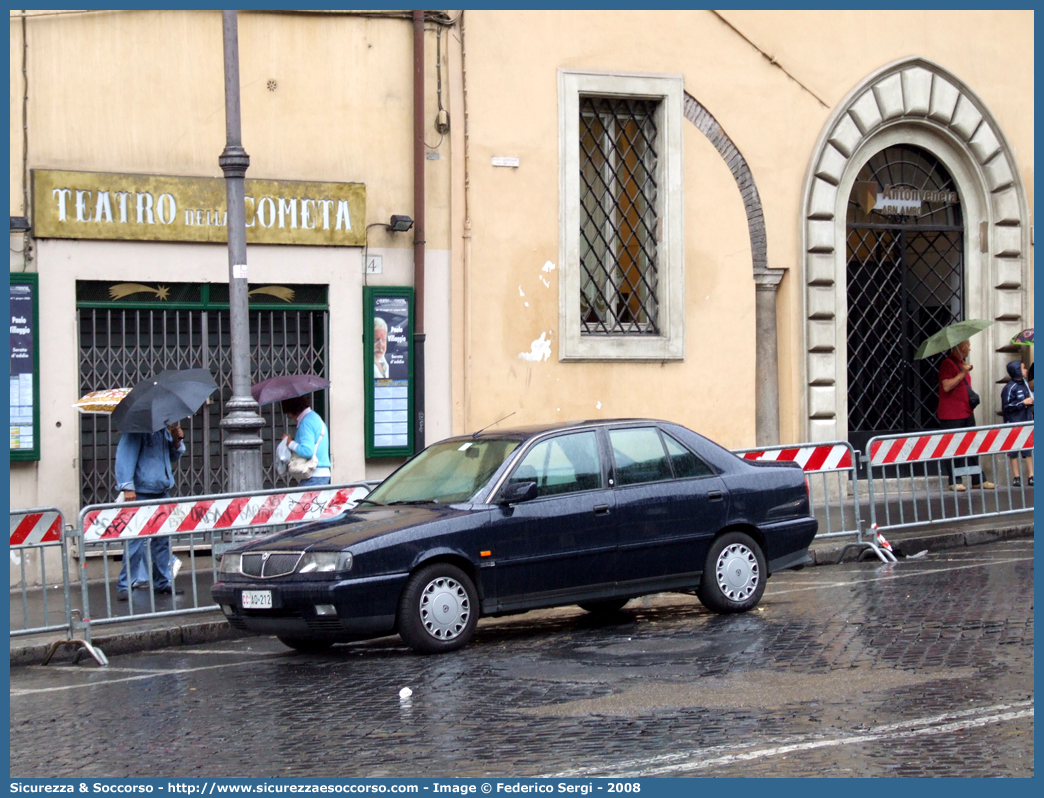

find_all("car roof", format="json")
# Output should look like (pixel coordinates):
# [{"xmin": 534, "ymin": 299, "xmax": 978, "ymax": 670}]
[{"xmin": 459, "ymin": 418, "xmax": 669, "ymax": 442}]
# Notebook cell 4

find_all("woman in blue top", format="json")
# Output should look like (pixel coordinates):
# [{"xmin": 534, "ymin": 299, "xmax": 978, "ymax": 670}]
[{"xmin": 280, "ymin": 395, "xmax": 332, "ymax": 486}]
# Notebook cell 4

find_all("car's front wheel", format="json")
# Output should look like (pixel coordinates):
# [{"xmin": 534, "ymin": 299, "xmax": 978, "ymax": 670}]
[
  {"xmin": 277, "ymin": 636, "xmax": 335, "ymax": 654},
  {"xmin": 696, "ymin": 532, "xmax": 766, "ymax": 614},
  {"xmin": 577, "ymin": 598, "xmax": 630, "ymax": 614},
  {"xmin": 398, "ymin": 563, "xmax": 479, "ymax": 654}
]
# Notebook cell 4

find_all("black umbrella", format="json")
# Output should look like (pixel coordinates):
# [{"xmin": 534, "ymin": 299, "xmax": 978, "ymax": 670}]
[
  {"xmin": 112, "ymin": 369, "xmax": 219, "ymax": 433},
  {"xmin": 251, "ymin": 373, "xmax": 330, "ymax": 406}
]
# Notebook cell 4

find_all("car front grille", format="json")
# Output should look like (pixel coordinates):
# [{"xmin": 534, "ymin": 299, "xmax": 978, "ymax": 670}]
[
  {"xmin": 240, "ymin": 551, "xmax": 302, "ymax": 578},
  {"xmin": 306, "ymin": 617, "xmax": 346, "ymax": 633}
]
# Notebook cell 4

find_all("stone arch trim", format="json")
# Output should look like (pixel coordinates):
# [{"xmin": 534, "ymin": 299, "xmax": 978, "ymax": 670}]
[
  {"xmin": 684, "ymin": 92, "xmax": 782, "ymax": 444},
  {"xmin": 683, "ymin": 92, "xmax": 767, "ymax": 273},
  {"xmin": 799, "ymin": 57, "xmax": 1031, "ymax": 443}
]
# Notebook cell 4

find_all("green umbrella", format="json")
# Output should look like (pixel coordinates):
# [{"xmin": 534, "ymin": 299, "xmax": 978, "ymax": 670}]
[{"xmin": 913, "ymin": 319, "xmax": 994, "ymax": 360}]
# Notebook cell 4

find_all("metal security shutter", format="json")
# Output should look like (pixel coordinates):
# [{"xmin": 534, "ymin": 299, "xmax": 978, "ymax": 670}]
[{"xmin": 77, "ymin": 282, "xmax": 328, "ymax": 506}]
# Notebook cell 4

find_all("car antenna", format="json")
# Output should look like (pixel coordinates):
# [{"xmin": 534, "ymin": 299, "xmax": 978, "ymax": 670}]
[{"xmin": 472, "ymin": 411, "xmax": 516, "ymax": 439}]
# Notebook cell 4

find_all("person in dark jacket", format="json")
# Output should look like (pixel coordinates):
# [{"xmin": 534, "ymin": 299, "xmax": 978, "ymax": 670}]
[
  {"xmin": 114, "ymin": 424, "xmax": 185, "ymax": 599},
  {"xmin": 1001, "ymin": 360, "xmax": 1034, "ymax": 486}
]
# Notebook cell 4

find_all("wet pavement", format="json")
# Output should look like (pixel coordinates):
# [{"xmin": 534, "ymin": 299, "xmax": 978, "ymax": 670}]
[{"xmin": 9, "ymin": 539, "xmax": 1033, "ymax": 778}]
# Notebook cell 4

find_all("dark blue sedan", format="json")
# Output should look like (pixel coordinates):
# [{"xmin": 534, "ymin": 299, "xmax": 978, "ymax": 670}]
[{"xmin": 212, "ymin": 419, "xmax": 818, "ymax": 654}]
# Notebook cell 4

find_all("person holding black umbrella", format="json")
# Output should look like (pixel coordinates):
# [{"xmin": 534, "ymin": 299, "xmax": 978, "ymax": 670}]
[
  {"xmin": 114, "ymin": 423, "xmax": 186, "ymax": 598},
  {"xmin": 110, "ymin": 368, "xmax": 218, "ymax": 599}
]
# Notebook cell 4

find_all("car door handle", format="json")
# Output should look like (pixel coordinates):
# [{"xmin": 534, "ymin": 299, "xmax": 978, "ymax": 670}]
[
  {"xmin": 593, "ymin": 504, "xmax": 611, "ymax": 516},
  {"xmin": 707, "ymin": 490, "xmax": 724, "ymax": 501}
]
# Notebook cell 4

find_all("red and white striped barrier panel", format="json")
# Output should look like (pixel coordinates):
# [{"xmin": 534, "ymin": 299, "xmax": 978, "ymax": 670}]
[
  {"xmin": 10, "ymin": 510, "xmax": 64, "ymax": 546},
  {"xmin": 740, "ymin": 444, "xmax": 853, "ymax": 472},
  {"xmin": 869, "ymin": 424, "xmax": 1034, "ymax": 466},
  {"xmin": 82, "ymin": 485, "xmax": 371, "ymax": 541}
]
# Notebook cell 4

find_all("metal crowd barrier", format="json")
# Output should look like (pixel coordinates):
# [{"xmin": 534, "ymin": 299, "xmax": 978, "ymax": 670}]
[
  {"xmin": 863, "ymin": 422, "xmax": 1034, "ymax": 533},
  {"xmin": 10, "ymin": 507, "xmax": 71, "ymax": 637},
  {"xmin": 733, "ymin": 440, "xmax": 894, "ymax": 562},
  {"xmin": 9, "ymin": 507, "xmax": 108, "ymax": 665},
  {"xmin": 15, "ymin": 426, "xmax": 1034, "ymax": 665},
  {"xmin": 7, "ymin": 481, "xmax": 372, "ymax": 666}
]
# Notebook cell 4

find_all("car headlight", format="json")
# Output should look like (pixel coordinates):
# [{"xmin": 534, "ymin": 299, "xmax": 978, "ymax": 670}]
[
  {"xmin": 296, "ymin": 551, "xmax": 353, "ymax": 574},
  {"xmin": 218, "ymin": 553, "xmax": 241, "ymax": 574}
]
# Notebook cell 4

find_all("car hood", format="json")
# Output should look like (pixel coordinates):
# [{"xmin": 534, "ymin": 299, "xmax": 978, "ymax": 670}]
[{"xmin": 232, "ymin": 504, "xmax": 478, "ymax": 552}]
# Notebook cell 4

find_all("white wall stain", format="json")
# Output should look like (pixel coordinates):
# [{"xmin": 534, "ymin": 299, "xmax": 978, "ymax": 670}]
[
  {"xmin": 519, "ymin": 331, "xmax": 553, "ymax": 362},
  {"xmin": 539, "ymin": 276, "xmax": 550, "ymax": 288},
  {"xmin": 11, "ymin": 551, "xmax": 22, "ymax": 566},
  {"xmin": 542, "ymin": 260, "xmax": 556, "ymax": 273},
  {"xmin": 519, "ymin": 285, "xmax": 525, "ymax": 297},
  {"xmin": 524, "ymin": 302, "xmax": 529, "ymax": 307},
  {"xmin": 596, "ymin": 401, "xmax": 601, "ymax": 410}
]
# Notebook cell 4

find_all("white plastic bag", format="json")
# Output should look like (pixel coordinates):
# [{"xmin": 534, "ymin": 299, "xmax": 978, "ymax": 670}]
[{"xmin": 276, "ymin": 438, "xmax": 292, "ymax": 476}]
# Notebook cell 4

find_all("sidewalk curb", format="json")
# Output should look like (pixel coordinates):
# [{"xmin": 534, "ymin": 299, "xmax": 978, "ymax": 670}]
[
  {"xmin": 808, "ymin": 522, "xmax": 1033, "ymax": 565},
  {"xmin": 13, "ymin": 523, "xmax": 1034, "ymax": 667},
  {"xmin": 10, "ymin": 617, "xmax": 248, "ymax": 668}
]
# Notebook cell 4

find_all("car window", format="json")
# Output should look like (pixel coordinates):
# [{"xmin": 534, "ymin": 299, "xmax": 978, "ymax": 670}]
[
  {"xmin": 609, "ymin": 427, "xmax": 673, "ymax": 485},
  {"xmin": 662, "ymin": 432, "xmax": 715, "ymax": 478},
  {"xmin": 507, "ymin": 431, "xmax": 602, "ymax": 497},
  {"xmin": 367, "ymin": 438, "xmax": 520, "ymax": 504}
]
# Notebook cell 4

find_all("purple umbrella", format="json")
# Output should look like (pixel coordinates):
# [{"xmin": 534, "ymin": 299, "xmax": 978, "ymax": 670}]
[
  {"xmin": 251, "ymin": 373, "xmax": 330, "ymax": 405},
  {"xmin": 1011, "ymin": 327, "xmax": 1034, "ymax": 345}
]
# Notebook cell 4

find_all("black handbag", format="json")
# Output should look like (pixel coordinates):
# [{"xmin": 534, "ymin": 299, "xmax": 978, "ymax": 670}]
[{"xmin": 967, "ymin": 386, "xmax": 981, "ymax": 410}]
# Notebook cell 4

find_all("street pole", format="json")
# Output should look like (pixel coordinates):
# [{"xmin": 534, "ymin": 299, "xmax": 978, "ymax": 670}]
[{"xmin": 219, "ymin": 9, "xmax": 263, "ymax": 492}]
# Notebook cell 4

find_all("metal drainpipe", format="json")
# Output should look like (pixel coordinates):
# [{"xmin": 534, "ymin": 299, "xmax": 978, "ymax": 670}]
[{"xmin": 412, "ymin": 10, "xmax": 426, "ymax": 453}]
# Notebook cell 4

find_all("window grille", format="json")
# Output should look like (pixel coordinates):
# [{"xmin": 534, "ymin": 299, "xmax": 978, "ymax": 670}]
[
  {"xmin": 579, "ymin": 96, "xmax": 660, "ymax": 335},
  {"xmin": 76, "ymin": 283, "xmax": 328, "ymax": 507}
]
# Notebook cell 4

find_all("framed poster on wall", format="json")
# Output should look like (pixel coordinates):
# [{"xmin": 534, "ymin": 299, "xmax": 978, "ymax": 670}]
[
  {"xmin": 10, "ymin": 273, "xmax": 40, "ymax": 461},
  {"xmin": 364, "ymin": 286, "xmax": 414, "ymax": 458}
]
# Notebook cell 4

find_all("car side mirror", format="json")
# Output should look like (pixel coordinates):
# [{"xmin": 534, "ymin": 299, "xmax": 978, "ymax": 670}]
[{"xmin": 498, "ymin": 481, "xmax": 538, "ymax": 505}]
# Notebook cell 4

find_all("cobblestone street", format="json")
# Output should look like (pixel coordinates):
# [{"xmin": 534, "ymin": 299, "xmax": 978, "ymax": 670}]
[{"xmin": 9, "ymin": 540, "xmax": 1033, "ymax": 778}]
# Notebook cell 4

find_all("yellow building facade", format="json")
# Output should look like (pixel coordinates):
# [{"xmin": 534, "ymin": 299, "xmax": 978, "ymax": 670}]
[{"xmin": 9, "ymin": 10, "xmax": 1034, "ymax": 524}]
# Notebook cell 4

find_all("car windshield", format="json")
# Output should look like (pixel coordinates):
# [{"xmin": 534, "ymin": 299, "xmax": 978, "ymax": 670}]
[{"xmin": 365, "ymin": 438, "xmax": 521, "ymax": 504}]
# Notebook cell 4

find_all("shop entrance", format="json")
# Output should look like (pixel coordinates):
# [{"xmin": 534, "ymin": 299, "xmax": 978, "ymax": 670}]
[
  {"xmin": 76, "ymin": 281, "xmax": 328, "ymax": 506},
  {"xmin": 845, "ymin": 145, "xmax": 965, "ymax": 459}
]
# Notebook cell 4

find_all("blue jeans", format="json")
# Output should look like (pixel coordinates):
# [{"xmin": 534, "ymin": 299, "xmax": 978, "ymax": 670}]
[
  {"xmin": 298, "ymin": 475, "xmax": 331, "ymax": 487},
  {"xmin": 116, "ymin": 492, "xmax": 173, "ymax": 592}
]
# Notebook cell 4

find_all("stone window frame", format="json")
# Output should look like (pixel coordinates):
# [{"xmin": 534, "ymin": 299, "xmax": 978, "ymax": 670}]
[{"xmin": 558, "ymin": 69, "xmax": 685, "ymax": 361}]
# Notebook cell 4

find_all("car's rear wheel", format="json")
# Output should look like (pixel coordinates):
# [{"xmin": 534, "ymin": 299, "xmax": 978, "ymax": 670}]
[
  {"xmin": 577, "ymin": 598, "xmax": 630, "ymax": 614},
  {"xmin": 398, "ymin": 563, "xmax": 478, "ymax": 654},
  {"xmin": 696, "ymin": 531, "xmax": 766, "ymax": 614},
  {"xmin": 277, "ymin": 636, "xmax": 335, "ymax": 654}
]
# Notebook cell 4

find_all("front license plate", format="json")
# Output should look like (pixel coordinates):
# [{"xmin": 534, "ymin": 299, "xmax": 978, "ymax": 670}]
[{"xmin": 241, "ymin": 590, "xmax": 272, "ymax": 609}]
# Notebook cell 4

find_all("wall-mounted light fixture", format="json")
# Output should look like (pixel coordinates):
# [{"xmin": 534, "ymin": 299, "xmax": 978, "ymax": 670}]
[
  {"xmin": 389, "ymin": 215, "xmax": 414, "ymax": 233},
  {"xmin": 10, "ymin": 216, "xmax": 31, "ymax": 233}
]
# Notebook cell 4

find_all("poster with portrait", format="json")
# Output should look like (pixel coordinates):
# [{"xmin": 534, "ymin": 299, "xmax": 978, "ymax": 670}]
[
  {"xmin": 365, "ymin": 287, "xmax": 413, "ymax": 457},
  {"xmin": 10, "ymin": 273, "xmax": 40, "ymax": 461}
]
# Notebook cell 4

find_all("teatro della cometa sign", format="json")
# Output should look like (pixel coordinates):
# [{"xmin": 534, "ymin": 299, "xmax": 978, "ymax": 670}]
[{"xmin": 31, "ymin": 169, "xmax": 366, "ymax": 247}]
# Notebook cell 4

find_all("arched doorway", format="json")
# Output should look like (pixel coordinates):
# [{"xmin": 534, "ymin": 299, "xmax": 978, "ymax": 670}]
[
  {"xmin": 845, "ymin": 145, "xmax": 964, "ymax": 455},
  {"xmin": 799, "ymin": 58, "xmax": 1031, "ymax": 447}
]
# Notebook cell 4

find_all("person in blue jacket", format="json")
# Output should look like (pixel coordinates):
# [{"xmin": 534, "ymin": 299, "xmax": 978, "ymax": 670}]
[
  {"xmin": 280, "ymin": 395, "xmax": 332, "ymax": 486},
  {"xmin": 114, "ymin": 423, "xmax": 185, "ymax": 599},
  {"xmin": 1001, "ymin": 360, "xmax": 1034, "ymax": 486}
]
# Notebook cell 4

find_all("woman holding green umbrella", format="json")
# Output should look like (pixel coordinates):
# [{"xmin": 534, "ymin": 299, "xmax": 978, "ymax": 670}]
[{"xmin": 937, "ymin": 337, "xmax": 994, "ymax": 492}]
